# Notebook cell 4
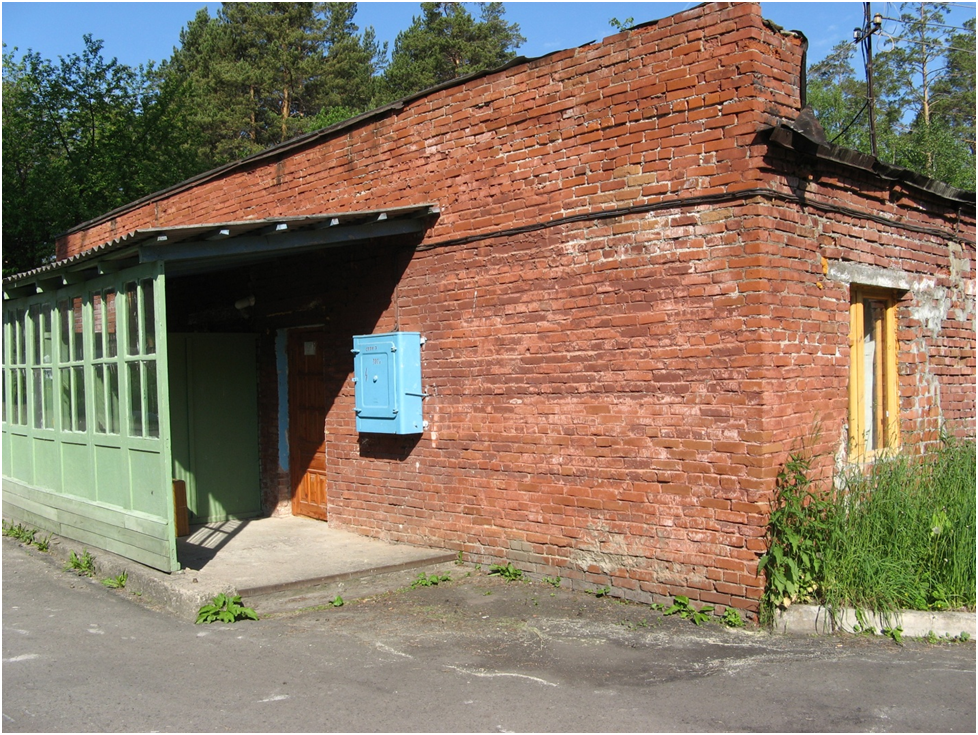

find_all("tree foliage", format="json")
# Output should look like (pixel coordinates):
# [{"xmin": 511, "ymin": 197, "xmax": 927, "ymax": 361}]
[
  {"xmin": 380, "ymin": 2, "xmax": 524, "ymax": 102},
  {"xmin": 808, "ymin": 2, "xmax": 976, "ymax": 190},
  {"xmin": 2, "ymin": 2, "xmax": 526, "ymax": 276},
  {"xmin": 160, "ymin": 2, "xmax": 386, "ymax": 165},
  {"xmin": 2, "ymin": 37, "xmax": 202, "ymax": 275},
  {"xmin": 4, "ymin": 2, "xmax": 969, "ymax": 277}
]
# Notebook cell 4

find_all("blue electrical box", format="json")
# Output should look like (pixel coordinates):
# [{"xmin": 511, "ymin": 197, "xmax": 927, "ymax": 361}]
[{"xmin": 352, "ymin": 332, "xmax": 425, "ymax": 434}]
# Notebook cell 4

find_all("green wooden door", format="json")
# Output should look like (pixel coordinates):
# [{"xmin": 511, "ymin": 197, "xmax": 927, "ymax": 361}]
[{"xmin": 169, "ymin": 334, "xmax": 260, "ymax": 523}]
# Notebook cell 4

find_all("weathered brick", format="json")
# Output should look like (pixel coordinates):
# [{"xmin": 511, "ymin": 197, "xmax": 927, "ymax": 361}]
[{"xmin": 45, "ymin": 1, "xmax": 975, "ymax": 618}]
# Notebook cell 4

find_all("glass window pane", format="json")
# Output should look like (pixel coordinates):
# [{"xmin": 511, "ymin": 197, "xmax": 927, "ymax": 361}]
[
  {"xmin": 142, "ymin": 280, "xmax": 156, "ymax": 355},
  {"xmin": 72, "ymin": 297, "xmax": 84, "ymax": 362},
  {"xmin": 60, "ymin": 300, "xmax": 71, "ymax": 363},
  {"xmin": 107, "ymin": 363, "xmax": 119, "ymax": 434},
  {"xmin": 73, "ymin": 365, "xmax": 85, "ymax": 432},
  {"xmin": 126, "ymin": 282, "xmax": 140, "ymax": 356},
  {"xmin": 2, "ymin": 370, "xmax": 7, "ymax": 424},
  {"xmin": 129, "ymin": 361, "xmax": 143, "ymax": 437},
  {"xmin": 61, "ymin": 367, "xmax": 72, "ymax": 430},
  {"xmin": 31, "ymin": 304, "xmax": 41, "ymax": 365},
  {"xmin": 11, "ymin": 370, "xmax": 21, "ymax": 425},
  {"xmin": 33, "ymin": 367, "xmax": 43, "ymax": 428},
  {"xmin": 16, "ymin": 308, "xmax": 27, "ymax": 365},
  {"xmin": 105, "ymin": 290, "xmax": 117, "ymax": 358},
  {"xmin": 72, "ymin": 365, "xmax": 86, "ymax": 431},
  {"xmin": 17, "ymin": 368, "xmax": 28, "ymax": 425},
  {"xmin": 93, "ymin": 292, "xmax": 104, "ymax": 360},
  {"xmin": 861, "ymin": 300, "xmax": 875, "ymax": 453},
  {"xmin": 42, "ymin": 368, "xmax": 54, "ymax": 429},
  {"xmin": 145, "ymin": 360, "xmax": 158, "ymax": 438},
  {"xmin": 94, "ymin": 365, "xmax": 107, "ymax": 433},
  {"xmin": 41, "ymin": 304, "xmax": 53, "ymax": 364}
]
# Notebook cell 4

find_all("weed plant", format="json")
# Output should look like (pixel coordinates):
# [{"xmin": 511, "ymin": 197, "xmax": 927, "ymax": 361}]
[
  {"xmin": 822, "ymin": 438, "xmax": 976, "ymax": 613},
  {"xmin": 760, "ymin": 437, "xmax": 976, "ymax": 620}
]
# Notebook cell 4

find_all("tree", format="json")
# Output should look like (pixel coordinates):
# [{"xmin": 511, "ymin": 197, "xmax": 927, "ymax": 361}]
[
  {"xmin": 807, "ymin": 41, "xmax": 874, "ymax": 151},
  {"xmin": 807, "ymin": 2, "xmax": 976, "ymax": 190},
  {"xmin": 878, "ymin": 3, "xmax": 976, "ymax": 188},
  {"xmin": 2, "ymin": 38, "xmax": 201, "ymax": 275},
  {"xmin": 162, "ymin": 2, "xmax": 386, "ymax": 165},
  {"xmin": 381, "ymin": 2, "xmax": 524, "ymax": 101},
  {"xmin": 931, "ymin": 17, "xmax": 976, "ymax": 153}
]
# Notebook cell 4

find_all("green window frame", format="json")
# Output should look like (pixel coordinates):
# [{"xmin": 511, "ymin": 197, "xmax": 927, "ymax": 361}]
[
  {"xmin": 124, "ymin": 279, "xmax": 159, "ymax": 439},
  {"xmin": 30, "ymin": 303, "xmax": 55, "ymax": 431},
  {"xmin": 6, "ymin": 306, "xmax": 29, "ymax": 427},
  {"xmin": 91, "ymin": 288, "xmax": 120, "ymax": 435},
  {"xmin": 58, "ymin": 295, "xmax": 87, "ymax": 433}
]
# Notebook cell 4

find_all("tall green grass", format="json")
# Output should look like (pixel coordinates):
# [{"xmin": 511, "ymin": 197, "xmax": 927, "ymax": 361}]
[{"xmin": 761, "ymin": 437, "xmax": 976, "ymax": 618}]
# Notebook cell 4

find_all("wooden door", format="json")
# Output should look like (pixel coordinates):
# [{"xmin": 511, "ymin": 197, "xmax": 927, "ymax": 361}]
[{"xmin": 288, "ymin": 329, "xmax": 328, "ymax": 520}]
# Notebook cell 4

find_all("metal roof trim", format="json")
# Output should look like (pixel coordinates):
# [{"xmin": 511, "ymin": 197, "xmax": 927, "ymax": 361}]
[{"xmin": 4, "ymin": 205, "xmax": 439, "ymax": 287}]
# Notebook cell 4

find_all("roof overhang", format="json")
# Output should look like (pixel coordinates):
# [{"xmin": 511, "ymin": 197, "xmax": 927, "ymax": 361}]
[
  {"xmin": 769, "ymin": 112, "xmax": 976, "ymax": 209},
  {"xmin": 4, "ymin": 204, "xmax": 439, "ymax": 298}
]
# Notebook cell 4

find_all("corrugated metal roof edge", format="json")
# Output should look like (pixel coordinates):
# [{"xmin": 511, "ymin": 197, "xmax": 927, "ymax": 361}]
[
  {"xmin": 5, "ymin": 205, "xmax": 438, "ymax": 286},
  {"xmin": 773, "ymin": 116, "xmax": 976, "ymax": 210}
]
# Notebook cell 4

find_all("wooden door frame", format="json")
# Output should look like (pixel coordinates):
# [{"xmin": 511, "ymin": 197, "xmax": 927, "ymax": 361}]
[{"xmin": 287, "ymin": 327, "xmax": 329, "ymax": 519}]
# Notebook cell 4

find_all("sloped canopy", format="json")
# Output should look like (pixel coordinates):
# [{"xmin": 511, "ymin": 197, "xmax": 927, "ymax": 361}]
[{"xmin": 4, "ymin": 204, "xmax": 440, "ymax": 297}]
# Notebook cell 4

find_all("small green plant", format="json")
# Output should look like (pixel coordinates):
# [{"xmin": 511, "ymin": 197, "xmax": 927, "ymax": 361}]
[
  {"xmin": 4, "ymin": 522, "xmax": 53, "ymax": 553},
  {"xmin": 3, "ymin": 522, "xmax": 31, "ymax": 543},
  {"xmin": 662, "ymin": 596, "xmax": 715, "ymax": 625},
  {"xmin": 960, "ymin": 631, "xmax": 971, "ymax": 642},
  {"xmin": 721, "ymin": 608, "xmax": 745, "ymax": 628},
  {"xmin": 195, "ymin": 593, "xmax": 259, "ymax": 624},
  {"xmin": 881, "ymin": 626, "xmax": 904, "ymax": 644},
  {"xmin": 543, "ymin": 576, "xmax": 561, "ymax": 588},
  {"xmin": 926, "ymin": 630, "xmax": 941, "ymax": 644},
  {"xmin": 488, "ymin": 562, "xmax": 523, "ymax": 581},
  {"xmin": 102, "ymin": 572, "xmax": 128, "ymax": 589},
  {"xmin": 410, "ymin": 572, "xmax": 452, "ymax": 589},
  {"xmin": 65, "ymin": 549, "xmax": 96, "ymax": 577},
  {"xmin": 757, "ymin": 452, "xmax": 830, "ymax": 621},
  {"xmin": 850, "ymin": 609, "xmax": 876, "ymax": 636},
  {"xmin": 329, "ymin": 595, "xmax": 345, "ymax": 607},
  {"xmin": 584, "ymin": 586, "xmax": 611, "ymax": 598},
  {"xmin": 455, "ymin": 551, "xmax": 464, "ymax": 565}
]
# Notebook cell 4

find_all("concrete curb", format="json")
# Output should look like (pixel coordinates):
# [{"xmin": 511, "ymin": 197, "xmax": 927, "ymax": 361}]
[
  {"xmin": 3, "ymin": 530, "xmax": 459, "ymax": 622},
  {"xmin": 4, "ymin": 533, "xmax": 233, "ymax": 621},
  {"xmin": 776, "ymin": 604, "xmax": 975, "ymax": 640}
]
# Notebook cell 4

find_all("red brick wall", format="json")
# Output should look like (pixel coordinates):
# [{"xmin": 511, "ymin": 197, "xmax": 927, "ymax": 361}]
[
  {"xmin": 59, "ymin": 2, "xmax": 802, "ymax": 259},
  {"xmin": 57, "ymin": 2, "xmax": 975, "ymax": 613}
]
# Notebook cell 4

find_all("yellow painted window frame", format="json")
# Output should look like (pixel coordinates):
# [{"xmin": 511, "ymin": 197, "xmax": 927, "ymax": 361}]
[{"xmin": 848, "ymin": 287, "xmax": 900, "ymax": 463}]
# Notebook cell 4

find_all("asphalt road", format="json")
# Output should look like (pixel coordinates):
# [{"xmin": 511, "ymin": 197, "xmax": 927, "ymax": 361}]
[{"xmin": 3, "ymin": 537, "xmax": 975, "ymax": 733}]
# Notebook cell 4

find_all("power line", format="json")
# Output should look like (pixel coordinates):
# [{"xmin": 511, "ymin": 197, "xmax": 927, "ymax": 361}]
[
  {"xmin": 880, "ymin": 31, "xmax": 978, "ymax": 54},
  {"xmin": 880, "ymin": 15, "xmax": 976, "ymax": 33}
]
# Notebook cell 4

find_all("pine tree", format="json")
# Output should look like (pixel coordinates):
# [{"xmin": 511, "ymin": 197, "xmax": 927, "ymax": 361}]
[
  {"xmin": 381, "ymin": 2, "xmax": 524, "ymax": 101},
  {"xmin": 807, "ymin": 2, "xmax": 975, "ymax": 189},
  {"xmin": 162, "ymin": 2, "xmax": 385, "ymax": 166}
]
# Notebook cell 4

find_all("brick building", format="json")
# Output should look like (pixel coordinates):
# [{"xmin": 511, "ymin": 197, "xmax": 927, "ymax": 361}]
[{"xmin": 3, "ymin": 2, "xmax": 975, "ymax": 614}]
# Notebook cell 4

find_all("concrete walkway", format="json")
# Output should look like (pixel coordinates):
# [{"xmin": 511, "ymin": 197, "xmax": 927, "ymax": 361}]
[
  {"xmin": 38, "ymin": 515, "xmax": 456, "ymax": 620},
  {"xmin": 177, "ymin": 515, "xmax": 455, "ymax": 595}
]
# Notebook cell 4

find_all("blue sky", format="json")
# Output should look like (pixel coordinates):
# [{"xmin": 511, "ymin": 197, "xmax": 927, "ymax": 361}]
[{"xmin": 2, "ymin": 2, "xmax": 975, "ymax": 72}]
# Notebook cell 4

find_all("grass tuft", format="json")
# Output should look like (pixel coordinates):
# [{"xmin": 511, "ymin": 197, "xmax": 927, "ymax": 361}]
[{"xmin": 760, "ymin": 436, "xmax": 976, "ymax": 620}]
